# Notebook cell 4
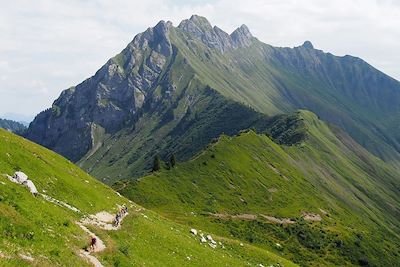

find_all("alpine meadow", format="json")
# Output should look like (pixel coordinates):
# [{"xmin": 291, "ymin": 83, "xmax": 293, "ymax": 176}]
[{"xmin": 1, "ymin": 8, "xmax": 400, "ymax": 267}]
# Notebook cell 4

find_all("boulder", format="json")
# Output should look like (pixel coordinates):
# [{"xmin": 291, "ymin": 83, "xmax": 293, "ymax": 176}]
[
  {"xmin": 199, "ymin": 234, "xmax": 207, "ymax": 243},
  {"xmin": 22, "ymin": 180, "xmax": 38, "ymax": 195},
  {"xmin": 13, "ymin": 171, "xmax": 28, "ymax": 184},
  {"xmin": 190, "ymin": 228, "xmax": 198, "ymax": 235}
]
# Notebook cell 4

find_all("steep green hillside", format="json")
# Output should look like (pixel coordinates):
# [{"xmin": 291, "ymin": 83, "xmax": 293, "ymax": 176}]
[
  {"xmin": 0, "ymin": 129, "xmax": 297, "ymax": 266},
  {"xmin": 118, "ymin": 110, "xmax": 400, "ymax": 266}
]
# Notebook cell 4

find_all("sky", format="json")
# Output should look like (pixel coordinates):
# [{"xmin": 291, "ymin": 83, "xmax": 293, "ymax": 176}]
[{"xmin": 1, "ymin": 0, "xmax": 399, "ymax": 121}]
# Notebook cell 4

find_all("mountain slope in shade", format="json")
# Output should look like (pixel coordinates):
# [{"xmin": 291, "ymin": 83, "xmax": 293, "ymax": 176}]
[
  {"xmin": 0, "ymin": 129, "xmax": 297, "ymax": 266},
  {"xmin": 118, "ymin": 110, "xmax": 400, "ymax": 266},
  {"xmin": 25, "ymin": 15, "xmax": 400, "ymax": 183},
  {"xmin": 0, "ymin": 118, "xmax": 26, "ymax": 134}
]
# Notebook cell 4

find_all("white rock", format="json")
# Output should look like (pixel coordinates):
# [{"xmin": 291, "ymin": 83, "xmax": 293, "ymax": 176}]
[
  {"xmin": 211, "ymin": 240, "xmax": 217, "ymax": 245},
  {"xmin": 206, "ymin": 235, "xmax": 213, "ymax": 241},
  {"xmin": 19, "ymin": 253, "xmax": 34, "ymax": 262},
  {"xmin": 14, "ymin": 171, "xmax": 28, "ymax": 184},
  {"xmin": 190, "ymin": 228, "xmax": 198, "ymax": 235},
  {"xmin": 240, "ymin": 243, "xmax": 244, "ymax": 246},
  {"xmin": 22, "ymin": 180, "xmax": 38, "ymax": 195},
  {"xmin": 200, "ymin": 236, "xmax": 207, "ymax": 243},
  {"xmin": 209, "ymin": 243, "xmax": 217, "ymax": 249}
]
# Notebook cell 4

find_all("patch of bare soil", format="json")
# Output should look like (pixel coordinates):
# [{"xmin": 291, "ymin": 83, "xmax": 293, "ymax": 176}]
[
  {"xmin": 209, "ymin": 213, "xmax": 258, "ymax": 220},
  {"xmin": 301, "ymin": 212, "xmax": 322, "ymax": 221},
  {"xmin": 260, "ymin": 214, "xmax": 296, "ymax": 224}
]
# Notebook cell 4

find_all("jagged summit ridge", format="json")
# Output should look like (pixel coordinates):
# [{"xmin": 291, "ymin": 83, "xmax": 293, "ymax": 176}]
[{"xmin": 178, "ymin": 15, "xmax": 254, "ymax": 52}]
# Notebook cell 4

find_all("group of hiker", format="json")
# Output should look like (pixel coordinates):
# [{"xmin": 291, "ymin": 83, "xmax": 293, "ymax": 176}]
[
  {"xmin": 114, "ymin": 205, "xmax": 128, "ymax": 227},
  {"xmin": 88, "ymin": 205, "xmax": 128, "ymax": 252}
]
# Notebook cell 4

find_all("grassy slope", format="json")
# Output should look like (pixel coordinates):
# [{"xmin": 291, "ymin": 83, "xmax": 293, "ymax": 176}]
[
  {"xmin": 118, "ymin": 110, "xmax": 400, "ymax": 266},
  {"xmin": 0, "ymin": 128, "xmax": 296, "ymax": 266}
]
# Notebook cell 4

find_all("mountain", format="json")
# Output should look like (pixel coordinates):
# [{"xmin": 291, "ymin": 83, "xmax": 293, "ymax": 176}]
[
  {"xmin": 0, "ymin": 128, "xmax": 297, "ymax": 266},
  {"xmin": 117, "ymin": 110, "xmax": 400, "ymax": 266},
  {"xmin": 25, "ymin": 15, "xmax": 400, "ymax": 183},
  {"xmin": 0, "ymin": 118, "xmax": 26, "ymax": 134}
]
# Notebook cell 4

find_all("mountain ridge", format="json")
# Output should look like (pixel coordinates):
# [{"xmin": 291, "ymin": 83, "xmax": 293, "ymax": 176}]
[{"xmin": 25, "ymin": 15, "xmax": 400, "ymax": 182}]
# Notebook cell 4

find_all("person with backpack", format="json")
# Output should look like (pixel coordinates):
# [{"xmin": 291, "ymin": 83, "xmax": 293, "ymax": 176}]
[
  {"xmin": 115, "ymin": 213, "xmax": 121, "ymax": 227},
  {"xmin": 90, "ymin": 236, "xmax": 97, "ymax": 251}
]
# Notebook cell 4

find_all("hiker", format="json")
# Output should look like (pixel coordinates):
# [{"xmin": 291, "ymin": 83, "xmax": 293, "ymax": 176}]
[
  {"xmin": 123, "ymin": 205, "xmax": 128, "ymax": 214},
  {"xmin": 114, "ymin": 213, "xmax": 121, "ymax": 226},
  {"xmin": 90, "ymin": 236, "xmax": 97, "ymax": 251}
]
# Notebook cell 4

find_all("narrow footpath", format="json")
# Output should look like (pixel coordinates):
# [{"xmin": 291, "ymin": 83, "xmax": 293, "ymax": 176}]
[{"xmin": 77, "ymin": 210, "xmax": 128, "ymax": 267}]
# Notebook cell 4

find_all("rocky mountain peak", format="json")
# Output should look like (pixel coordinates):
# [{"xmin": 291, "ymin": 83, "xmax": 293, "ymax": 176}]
[
  {"xmin": 178, "ymin": 15, "xmax": 213, "ymax": 37},
  {"xmin": 178, "ymin": 15, "xmax": 254, "ymax": 52},
  {"xmin": 301, "ymin": 40, "xmax": 314, "ymax": 49},
  {"xmin": 231, "ymin": 24, "xmax": 253, "ymax": 47},
  {"xmin": 154, "ymin": 20, "xmax": 173, "ymax": 36},
  {"xmin": 188, "ymin": 15, "xmax": 213, "ymax": 30},
  {"xmin": 131, "ymin": 19, "xmax": 173, "ymax": 57}
]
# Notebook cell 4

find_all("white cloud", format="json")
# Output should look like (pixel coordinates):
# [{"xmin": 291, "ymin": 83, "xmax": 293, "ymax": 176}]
[{"xmin": 0, "ymin": 0, "xmax": 399, "ymax": 119}]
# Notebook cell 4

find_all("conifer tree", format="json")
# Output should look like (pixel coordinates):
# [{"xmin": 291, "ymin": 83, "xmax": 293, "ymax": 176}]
[{"xmin": 152, "ymin": 155, "xmax": 161, "ymax": 172}]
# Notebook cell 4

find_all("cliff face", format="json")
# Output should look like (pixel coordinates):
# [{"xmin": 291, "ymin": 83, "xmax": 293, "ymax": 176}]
[{"xmin": 25, "ymin": 20, "xmax": 174, "ymax": 161}]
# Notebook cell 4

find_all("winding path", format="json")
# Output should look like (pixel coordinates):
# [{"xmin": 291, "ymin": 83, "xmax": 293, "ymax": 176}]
[
  {"xmin": 77, "ymin": 211, "xmax": 128, "ymax": 266},
  {"xmin": 77, "ymin": 222, "xmax": 106, "ymax": 267}
]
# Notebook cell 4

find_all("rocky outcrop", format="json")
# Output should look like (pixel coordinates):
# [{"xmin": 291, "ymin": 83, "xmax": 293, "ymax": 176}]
[
  {"xmin": 25, "ymin": 15, "xmax": 259, "ymax": 164},
  {"xmin": 25, "ymin": 20, "xmax": 174, "ymax": 162},
  {"xmin": 178, "ymin": 15, "xmax": 254, "ymax": 52}
]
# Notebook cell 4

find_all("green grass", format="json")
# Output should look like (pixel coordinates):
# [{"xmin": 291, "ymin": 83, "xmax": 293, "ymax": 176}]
[
  {"xmin": 0, "ymin": 128, "xmax": 297, "ymax": 266},
  {"xmin": 118, "ymin": 110, "xmax": 400, "ymax": 266}
]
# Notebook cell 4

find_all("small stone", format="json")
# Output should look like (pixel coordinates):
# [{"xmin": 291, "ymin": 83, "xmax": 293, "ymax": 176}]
[{"xmin": 190, "ymin": 228, "xmax": 198, "ymax": 235}]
